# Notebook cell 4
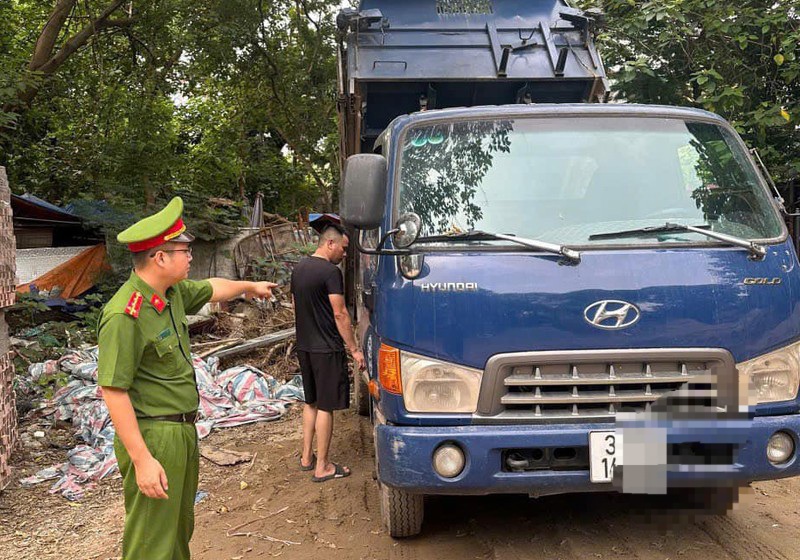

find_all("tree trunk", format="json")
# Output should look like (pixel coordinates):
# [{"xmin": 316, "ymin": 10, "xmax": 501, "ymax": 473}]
[
  {"xmin": 5, "ymin": 0, "xmax": 130, "ymax": 114},
  {"xmin": 271, "ymin": 123, "xmax": 331, "ymax": 203},
  {"xmin": 29, "ymin": 0, "xmax": 77, "ymax": 72}
]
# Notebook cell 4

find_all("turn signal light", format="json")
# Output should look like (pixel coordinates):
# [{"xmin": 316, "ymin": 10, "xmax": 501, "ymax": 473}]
[{"xmin": 379, "ymin": 344, "xmax": 402, "ymax": 394}]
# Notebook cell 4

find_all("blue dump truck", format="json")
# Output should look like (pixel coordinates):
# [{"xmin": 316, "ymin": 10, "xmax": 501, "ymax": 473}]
[{"xmin": 335, "ymin": 0, "xmax": 800, "ymax": 537}]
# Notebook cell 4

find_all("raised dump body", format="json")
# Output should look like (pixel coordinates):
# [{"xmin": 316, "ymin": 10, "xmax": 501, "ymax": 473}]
[{"xmin": 336, "ymin": 0, "xmax": 608, "ymax": 156}]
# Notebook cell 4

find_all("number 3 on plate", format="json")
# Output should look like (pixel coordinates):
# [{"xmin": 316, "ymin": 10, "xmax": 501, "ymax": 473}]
[
  {"xmin": 603, "ymin": 434, "xmax": 617, "ymax": 479},
  {"xmin": 589, "ymin": 431, "xmax": 622, "ymax": 483},
  {"xmin": 604, "ymin": 434, "xmax": 616, "ymax": 454}
]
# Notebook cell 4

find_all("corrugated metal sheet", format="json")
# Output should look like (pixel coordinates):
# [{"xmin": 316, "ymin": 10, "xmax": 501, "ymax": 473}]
[
  {"xmin": 15, "ymin": 245, "xmax": 94, "ymax": 286},
  {"xmin": 16, "ymin": 244, "xmax": 109, "ymax": 298}
]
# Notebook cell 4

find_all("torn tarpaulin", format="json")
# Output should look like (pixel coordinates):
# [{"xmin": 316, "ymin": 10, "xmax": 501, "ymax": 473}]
[
  {"xmin": 19, "ymin": 348, "xmax": 304, "ymax": 500},
  {"xmin": 193, "ymin": 356, "xmax": 303, "ymax": 437}
]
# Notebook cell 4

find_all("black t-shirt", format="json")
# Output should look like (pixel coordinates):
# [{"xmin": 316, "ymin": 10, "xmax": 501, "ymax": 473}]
[{"xmin": 291, "ymin": 256, "xmax": 346, "ymax": 353}]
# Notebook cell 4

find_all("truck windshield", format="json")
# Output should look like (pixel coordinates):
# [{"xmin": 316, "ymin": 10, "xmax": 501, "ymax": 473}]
[{"xmin": 397, "ymin": 116, "xmax": 783, "ymax": 247}]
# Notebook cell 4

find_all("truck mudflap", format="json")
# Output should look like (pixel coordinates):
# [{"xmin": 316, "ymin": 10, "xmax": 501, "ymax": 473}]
[{"xmin": 375, "ymin": 415, "xmax": 800, "ymax": 497}]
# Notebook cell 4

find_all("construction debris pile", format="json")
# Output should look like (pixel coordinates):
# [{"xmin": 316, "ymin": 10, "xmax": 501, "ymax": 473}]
[
  {"xmin": 18, "ymin": 347, "xmax": 304, "ymax": 500},
  {"xmin": 3, "ymin": 209, "xmax": 321, "ymax": 499}
]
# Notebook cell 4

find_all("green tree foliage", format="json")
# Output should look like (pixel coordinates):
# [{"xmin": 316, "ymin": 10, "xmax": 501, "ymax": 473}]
[
  {"xmin": 399, "ymin": 121, "xmax": 512, "ymax": 233},
  {"xmin": 582, "ymin": 0, "xmax": 800, "ymax": 182},
  {"xmin": 0, "ymin": 0, "xmax": 344, "ymax": 234}
]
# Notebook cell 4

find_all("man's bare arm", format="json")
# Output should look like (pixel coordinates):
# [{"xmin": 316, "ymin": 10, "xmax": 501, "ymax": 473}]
[
  {"xmin": 102, "ymin": 387, "xmax": 169, "ymax": 499},
  {"xmin": 329, "ymin": 294, "xmax": 365, "ymax": 369}
]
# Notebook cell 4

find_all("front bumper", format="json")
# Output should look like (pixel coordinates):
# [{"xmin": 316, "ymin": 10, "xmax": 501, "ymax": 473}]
[{"xmin": 375, "ymin": 415, "xmax": 800, "ymax": 496}]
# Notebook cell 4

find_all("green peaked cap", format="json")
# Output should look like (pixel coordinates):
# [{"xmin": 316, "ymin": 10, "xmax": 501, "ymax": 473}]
[{"xmin": 117, "ymin": 196, "xmax": 193, "ymax": 248}]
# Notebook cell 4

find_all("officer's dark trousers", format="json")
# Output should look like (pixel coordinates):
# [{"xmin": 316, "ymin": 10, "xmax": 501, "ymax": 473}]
[{"xmin": 115, "ymin": 419, "xmax": 199, "ymax": 560}]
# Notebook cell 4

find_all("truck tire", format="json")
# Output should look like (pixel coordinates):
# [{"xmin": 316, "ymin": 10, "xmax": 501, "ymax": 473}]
[
  {"xmin": 354, "ymin": 370, "xmax": 370, "ymax": 416},
  {"xmin": 380, "ymin": 483, "xmax": 424, "ymax": 538}
]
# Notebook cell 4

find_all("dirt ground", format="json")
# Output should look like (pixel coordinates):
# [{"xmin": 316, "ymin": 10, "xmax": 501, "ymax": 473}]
[{"xmin": 3, "ymin": 405, "xmax": 800, "ymax": 560}]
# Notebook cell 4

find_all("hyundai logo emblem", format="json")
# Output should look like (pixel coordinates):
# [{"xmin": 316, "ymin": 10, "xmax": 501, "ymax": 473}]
[{"xmin": 584, "ymin": 300, "xmax": 641, "ymax": 330}]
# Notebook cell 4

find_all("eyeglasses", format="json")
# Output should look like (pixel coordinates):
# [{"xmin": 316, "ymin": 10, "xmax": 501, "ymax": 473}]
[{"xmin": 150, "ymin": 247, "xmax": 192, "ymax": 257}]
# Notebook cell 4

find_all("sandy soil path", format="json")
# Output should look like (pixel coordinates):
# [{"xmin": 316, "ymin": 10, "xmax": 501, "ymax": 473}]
[{"xmin": 2, "ymin": 407, "xmax": 800, "ymax": 560}]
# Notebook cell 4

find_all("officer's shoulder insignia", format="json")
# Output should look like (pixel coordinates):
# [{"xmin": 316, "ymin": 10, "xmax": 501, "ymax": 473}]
[
  {"xmin": 150, "ymin": 293, "xmax": 166, "ymax": 313},
  {"xmin": 124, "ymin": 291, "xmax": 144, "ymax": 318}
]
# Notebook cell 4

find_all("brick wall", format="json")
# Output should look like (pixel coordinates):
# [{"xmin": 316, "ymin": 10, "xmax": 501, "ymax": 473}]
[{"xmin": 0, "ymin": 167, "xmax": 17, "ymax": 490}]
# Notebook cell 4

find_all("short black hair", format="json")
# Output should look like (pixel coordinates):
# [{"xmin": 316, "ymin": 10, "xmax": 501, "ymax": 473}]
[
  {"xmin": 317, "ymin": 223, "xmax": 347, "ymax": 247},
  {"xmin": 130, "ymin": 241, "xmax": 177, "ymax": 269},
  {"xmin": 131, "ymin": 249, "xmax": 152, "ymax": 269},
  {"xmin": 321, "ymin": 223, "xmax": 346, "ymax": 236}
]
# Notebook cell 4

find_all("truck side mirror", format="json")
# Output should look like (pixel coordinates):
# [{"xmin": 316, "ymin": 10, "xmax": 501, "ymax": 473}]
[
  {"xmin": 340, "ymin": 154, "xmax": 387, "ymax": 230},
  {"xmin": 393, "ymin": 213, "xmax": 421, "ymax": 248}
]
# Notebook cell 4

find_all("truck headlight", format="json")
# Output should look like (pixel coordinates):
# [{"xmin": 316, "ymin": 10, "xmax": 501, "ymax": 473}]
[
  {"xmin": 737, "ymin": 340, "xmax": 800, "ymax": 404},
  {"xmin": 401, "ymin": 351, "xmax": 482, "ymax": 413}
]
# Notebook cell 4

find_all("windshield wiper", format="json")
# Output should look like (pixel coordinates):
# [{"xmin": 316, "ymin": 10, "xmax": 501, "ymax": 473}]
[
  {"xmin": 416, "ymin": 230, "xmax": 581, "ymax": 264},
  {"xmin": 589, "ymin": 222, "xmax": 766, "ymax": 260},
  {"xmin": 589, "ymin": 223, "xmax": 711, "ymax": 240}
]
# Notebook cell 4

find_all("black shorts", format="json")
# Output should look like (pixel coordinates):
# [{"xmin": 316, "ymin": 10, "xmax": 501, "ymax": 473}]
[{"xmin": 297, "ymin": 351, "xmax": 350, "ymax": 412}]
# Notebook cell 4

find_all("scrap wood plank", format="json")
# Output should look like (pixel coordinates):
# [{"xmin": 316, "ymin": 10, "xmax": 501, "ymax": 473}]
[
  {"xmin": 187, "ymin": 314, "xmax": 217, "ymax": 335},
  {"xmin": 192, "ymin": 337, "xmax": 243, "ymax": 349},
  {"xmin": 209, "ymin": 328, "xmax": 295, "ymax": 359},
  {"xmin": 195, "ymin": 337, "xmax": 246, "ymax": 358},
  {"xmin": 200, "ymin": 445, "xmax": 254, "ymax": 466}
]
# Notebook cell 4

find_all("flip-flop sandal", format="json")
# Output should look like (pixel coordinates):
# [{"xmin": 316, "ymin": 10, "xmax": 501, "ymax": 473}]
[
  {"xmin": 300, "ymin": 454, "xmax": 316, "ymax": 471},
  {"xmin": 312, "ymin": 462, "xmax": 351, "ymax": 483}
]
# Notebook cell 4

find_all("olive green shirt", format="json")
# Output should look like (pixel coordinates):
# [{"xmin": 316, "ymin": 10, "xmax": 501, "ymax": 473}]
[{"xmin": 97, "ymin": 271, "xmax": 213, "ymax": 417}]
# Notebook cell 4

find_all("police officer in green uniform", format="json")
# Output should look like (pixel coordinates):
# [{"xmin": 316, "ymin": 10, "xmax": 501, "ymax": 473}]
[{"xmin": 98, "ymin": 197, "xmax": 277, "ymax": 560}]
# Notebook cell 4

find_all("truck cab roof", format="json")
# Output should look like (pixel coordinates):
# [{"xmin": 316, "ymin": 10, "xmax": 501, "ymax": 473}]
[{"xmin": 384, "ymin": 103, "xmax": 728, "ymax": 132}]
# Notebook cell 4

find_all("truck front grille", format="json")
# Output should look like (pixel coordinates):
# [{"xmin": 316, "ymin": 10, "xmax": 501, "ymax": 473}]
[{"xmin": 475, "ymin": 349, "xmax": 736, "ymax": 423}]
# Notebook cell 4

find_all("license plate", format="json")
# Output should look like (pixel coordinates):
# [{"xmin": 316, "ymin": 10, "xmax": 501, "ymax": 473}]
[{"xmin": 589, "ymin": 431, "xmax": 623, "ymax": 483}]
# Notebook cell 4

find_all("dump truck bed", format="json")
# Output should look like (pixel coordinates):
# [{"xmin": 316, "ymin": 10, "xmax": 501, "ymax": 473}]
[{"xmin": 337, "ymin": 0, "xmax": 608, "ymax": 155}]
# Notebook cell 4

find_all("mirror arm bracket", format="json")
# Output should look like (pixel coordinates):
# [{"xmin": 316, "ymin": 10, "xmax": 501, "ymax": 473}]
[
  {"xmin": 751, "ymin": 148, "xmax": 796, "ymax": 216},
  {"xmin": 377, "ymin": 228, "xmax": 400, "ymax": 252},
  {"xmin": 354, "ymin": 229, "xmax": 412, "ymax": 256}
]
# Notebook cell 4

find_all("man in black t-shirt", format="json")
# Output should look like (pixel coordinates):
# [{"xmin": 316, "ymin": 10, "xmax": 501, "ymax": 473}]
[{"xmin": 291, "ymin": 224, "xmax": 365, "ymax": 482}]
